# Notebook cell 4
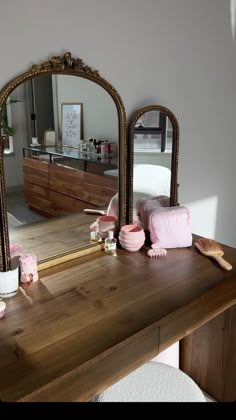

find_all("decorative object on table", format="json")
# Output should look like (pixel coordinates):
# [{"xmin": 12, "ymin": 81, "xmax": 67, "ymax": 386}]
[
  {"xmin": 31, "ymin": 136, "xmax": 39, "ymax": 145},
  {"xmin": 0, "ymin": 267, "xmax": 19, "ymax": 298},
  {"xmin": 61, "ymin": 103, "xmax": 83, "ymax": 148},
  {"xmin": 195, "ymin": 238, "xmax": 232, "ymax": 271},
  {"xmin": 147, "ymin": 206, "xmax": 192, "ymax": 249},
  {"xmin": 97, "ymin": 215, "xmax": 117, "ymax": 238},
  {"xmin": 0, "ymin": 300, "xmax": 6, "ymax": 319},
  {"xmin": 104, "ymin": 230, "xmax": 117, "ymax": 256},
  {"xmin": 90, "ymin": 225, "xmax": 102, "ymax": 243},
  {"xmin": 19, "ymin": 254, "xmax": 38, "ymax": 286},
  {"xmin": 43, "ymin": 129, "xmax": 56, "ymax": 147},
  {"xmin": 147, "ymin": 244, "xmax": 167, "ymax": 258},
  {"xmin": 119, "ymin": 224, "xmax": 145, "ymax": 252}
]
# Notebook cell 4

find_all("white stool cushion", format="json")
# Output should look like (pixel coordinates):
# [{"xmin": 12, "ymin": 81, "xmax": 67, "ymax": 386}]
[{"xmin": 98, "ymin": 362, "xmax": 206, "ymax": 402}]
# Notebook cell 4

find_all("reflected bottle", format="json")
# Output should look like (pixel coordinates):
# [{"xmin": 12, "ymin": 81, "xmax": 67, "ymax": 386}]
[{"xmin": 90, "ymin": 225, "xmax": 102, "ymax": 243}]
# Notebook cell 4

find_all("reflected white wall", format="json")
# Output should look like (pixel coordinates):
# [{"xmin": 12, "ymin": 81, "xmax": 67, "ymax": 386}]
[
  {"xmin": 231, "ymin": 0, "xmax": 236, "ymax": 39},
  {"xmin": 55, "ymin": 75, "xmax": 118, "ymax": 143}
]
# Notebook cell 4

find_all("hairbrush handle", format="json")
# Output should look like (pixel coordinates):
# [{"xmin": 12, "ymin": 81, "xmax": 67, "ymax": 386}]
[
  {"xmin": 84, "ymin": 209, "xmax": 106, "ymax": 215},
  {"xmin": 212, "ymin": 255, "xmax": 232, "ymax": 271}
]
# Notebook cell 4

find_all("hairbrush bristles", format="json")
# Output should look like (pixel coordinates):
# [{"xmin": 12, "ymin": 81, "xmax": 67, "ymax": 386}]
[{"xmin": 196, "ymin": 238, "xmax": 223, "ymax": 252}]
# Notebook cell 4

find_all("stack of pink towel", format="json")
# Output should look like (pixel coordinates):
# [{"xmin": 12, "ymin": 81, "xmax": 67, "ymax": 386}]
[{"xmin": 136, "ymin": 196, "xmax": 192, "ymax": 249}]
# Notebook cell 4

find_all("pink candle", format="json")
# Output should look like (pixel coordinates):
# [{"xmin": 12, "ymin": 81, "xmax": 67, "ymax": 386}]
[{"xmin": 19, "ymin": 254, "xmax": 38, "ymax": 286}]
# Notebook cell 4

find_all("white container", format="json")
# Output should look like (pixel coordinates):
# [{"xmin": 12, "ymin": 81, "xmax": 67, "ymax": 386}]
[
  {"xmin": 0, "ymin": 268, "xmax": 19, "ymax": 298},
  {"xmin": 32, "ymin": 137, "xmax": 39, "ymax": 145}
]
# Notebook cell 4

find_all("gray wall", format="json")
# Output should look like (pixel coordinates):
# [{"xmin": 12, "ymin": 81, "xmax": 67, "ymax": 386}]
[
  {"xmin": 134, "ymin": 152, "xmax": 172, "ymax": 170},
  {"xmin": 55, "ymin": 75, "xmax": 118, "ymax": 144},
  {"xmin": 0, "ymin": 0, "xmax": 236, "ymax": 246}
]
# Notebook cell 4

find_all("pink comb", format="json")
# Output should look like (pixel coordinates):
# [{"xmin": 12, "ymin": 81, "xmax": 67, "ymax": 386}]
[{"xmin": 147, "ymin": 245, "xmax": 167, "ymax": 258}]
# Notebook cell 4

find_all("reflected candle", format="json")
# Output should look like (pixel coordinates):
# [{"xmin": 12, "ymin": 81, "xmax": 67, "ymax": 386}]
[{"xmin": 19, "ymin": 254, "xmax": 38, "ymax": 286}]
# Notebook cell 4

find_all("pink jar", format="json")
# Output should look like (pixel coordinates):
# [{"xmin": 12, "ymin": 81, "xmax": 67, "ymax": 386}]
[
  {"xmin": 97, "ymin": 215, "xmax": 117, "ymax": 237},
  {"xmin": 119, "ymin": 225, "xmax": 145, "ymax": 252}
]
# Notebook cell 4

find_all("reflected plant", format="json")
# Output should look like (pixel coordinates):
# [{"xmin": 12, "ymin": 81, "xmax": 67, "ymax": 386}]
[{"xmin": 1, "ymin": 99, "xmax": 23, "ymax": 136}]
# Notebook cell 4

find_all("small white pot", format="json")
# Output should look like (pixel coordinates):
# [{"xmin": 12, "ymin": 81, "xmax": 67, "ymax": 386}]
[{"xmin": 0, "ymin": 268, "xmax": 19, "ymax": 298}]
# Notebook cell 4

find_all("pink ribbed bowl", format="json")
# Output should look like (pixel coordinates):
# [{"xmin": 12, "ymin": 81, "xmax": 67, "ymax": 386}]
[
  {"xmin": 119, "ymin": 225, "xmax": 145, "ymax": 252},
  {"xmin": 97, "ymin": 215, "xmax": 117, "ymax": 234}
]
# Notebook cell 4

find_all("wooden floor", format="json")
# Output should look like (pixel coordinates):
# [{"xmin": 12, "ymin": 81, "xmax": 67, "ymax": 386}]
[
  {"xmin": 7, "ymin": 189, "xmax": 45, "ymax": 224},
  {"xmin": 9, "ymin": 212, "xmax": 97, "ymax": 262}
]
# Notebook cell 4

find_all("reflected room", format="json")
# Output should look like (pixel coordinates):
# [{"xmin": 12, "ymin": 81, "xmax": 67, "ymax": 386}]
[
  {"xmin": 3, "ymin": 74, "xmax": 119, "ymax": 262},
  {"xmin": 132, "ymin": 109, "xmax": 173, "ymax": 219}
]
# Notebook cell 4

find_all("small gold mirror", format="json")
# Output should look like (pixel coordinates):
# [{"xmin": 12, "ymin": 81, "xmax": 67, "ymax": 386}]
[{"xmin": 127, "ymin": 105, "xmax": 179, "ymax": 222}]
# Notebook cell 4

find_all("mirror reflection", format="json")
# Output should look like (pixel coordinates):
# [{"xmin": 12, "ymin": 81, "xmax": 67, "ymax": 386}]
[
  {"xmin": 3, "ymin": 74, "xmax": 119, "ymax": 262},
  {"xmin": 132, "ymin": 109, "xmax": 173, "ymax": 219}
]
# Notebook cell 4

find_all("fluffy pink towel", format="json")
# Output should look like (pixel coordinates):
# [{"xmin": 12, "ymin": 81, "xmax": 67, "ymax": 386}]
[
  {"xmin": 136, "ymin": 195, "xmax": 170, "ymax": 231},
  {"xmin": 149, "ymin": 206, "xmax": 192, "ymax": 249}
]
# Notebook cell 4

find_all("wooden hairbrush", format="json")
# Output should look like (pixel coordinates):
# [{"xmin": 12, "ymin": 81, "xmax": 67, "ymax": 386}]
[{"xmin": 195, "ymin": 238, "xmax": 232, "ymax": 271}]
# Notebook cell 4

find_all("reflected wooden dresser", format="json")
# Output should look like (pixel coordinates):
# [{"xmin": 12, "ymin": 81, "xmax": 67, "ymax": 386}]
[{"xmin": 23, "ymin": 156, "xmax": 117, "ymax": 217}]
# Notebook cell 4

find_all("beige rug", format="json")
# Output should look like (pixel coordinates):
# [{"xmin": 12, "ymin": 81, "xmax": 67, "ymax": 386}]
[{"xmin": 7, "ymin": 212, "xmax": 23, "ymax": 229}]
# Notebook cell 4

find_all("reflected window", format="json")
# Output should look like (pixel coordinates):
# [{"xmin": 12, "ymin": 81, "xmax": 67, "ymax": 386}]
[{"xmin": 134, "ymin": 111, "xmax": 172, "ymax": 153}]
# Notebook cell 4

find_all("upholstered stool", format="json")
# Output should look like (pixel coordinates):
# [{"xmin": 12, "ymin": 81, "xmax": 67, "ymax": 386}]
[{"xmin": 97, "ymin": 362, "xmax": 206, "ymax": 402}]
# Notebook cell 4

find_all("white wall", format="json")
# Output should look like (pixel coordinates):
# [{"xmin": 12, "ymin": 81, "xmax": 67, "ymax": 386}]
[
  {"xmin": 134, "ymin": 152, "xmax": 172, "ymax": 170},
  {"xmin": 0, "ymin": 0, "xmax": 236, "ymax": 246}
]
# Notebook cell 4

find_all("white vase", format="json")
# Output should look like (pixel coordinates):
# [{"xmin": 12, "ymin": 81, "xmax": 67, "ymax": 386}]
[{"xmin": 0, "ymin": 268, "xmax": 19, "ymax": 298}]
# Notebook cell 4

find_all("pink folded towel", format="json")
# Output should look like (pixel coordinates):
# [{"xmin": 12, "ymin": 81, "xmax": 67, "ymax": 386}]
[
  {"xmin": 149, "ymin": 206, "xmax": 192, "ymax": 249},
  {"xmin": 136, "ymin": 195, "xmax": 170, "ymax": 231}
]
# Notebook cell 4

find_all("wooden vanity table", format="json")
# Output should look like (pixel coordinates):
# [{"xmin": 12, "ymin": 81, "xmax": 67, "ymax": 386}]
[{"xmin": 0, "ymin": 235, "xmax": 235, "ymax": 402}]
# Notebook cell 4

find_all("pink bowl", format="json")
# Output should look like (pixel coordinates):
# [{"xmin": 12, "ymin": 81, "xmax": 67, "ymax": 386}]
[
  {"xmin": 119, "ymin": 225, "xmax": 145, "ymax": 252},
  {"xmin": 97, "ymin": 215, "xmax": 117, "ymax": 235}
]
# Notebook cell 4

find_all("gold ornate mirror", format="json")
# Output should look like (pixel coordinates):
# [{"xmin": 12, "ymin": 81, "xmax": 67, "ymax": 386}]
[
  {"xmin": 127, "ymin": 105, "xmax": 179, "ymax": 223},
  {"xmin": 0, "ymin": 52, "xmax": 126, "ymax": 271}
]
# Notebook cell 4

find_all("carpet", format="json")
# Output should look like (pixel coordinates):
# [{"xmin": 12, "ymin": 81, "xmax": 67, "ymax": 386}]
[{"xmin": 7, "ymin": 212, "xmax": 23, "ymax": 229}]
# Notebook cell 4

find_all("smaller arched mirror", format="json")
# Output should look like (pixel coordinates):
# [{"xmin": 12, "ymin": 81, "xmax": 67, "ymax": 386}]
[{"xmin": 127, "ymin": 105, "xmax": 179, "ymax": 222}]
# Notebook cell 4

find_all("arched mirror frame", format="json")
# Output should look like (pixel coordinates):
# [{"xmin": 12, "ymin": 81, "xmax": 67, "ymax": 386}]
[
  {"xmin": 127, "ymin": 105, "xmax": 179, "ymax": 223},
  {"xmin": 0, "ymin": 52, "xmax": 127, "ymax": 272}
]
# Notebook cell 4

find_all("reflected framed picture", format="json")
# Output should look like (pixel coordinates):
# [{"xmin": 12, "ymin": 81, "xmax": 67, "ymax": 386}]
[{"xmin": 61, "ymin": 102, "xmax": 83, "ymax": 148}]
